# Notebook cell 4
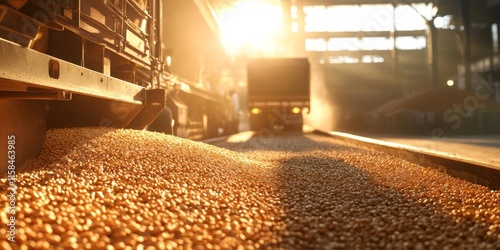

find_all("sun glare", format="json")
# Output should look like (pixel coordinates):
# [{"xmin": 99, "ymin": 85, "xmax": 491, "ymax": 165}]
[{"xmin": 219, "ymin": 0, "xmax": 282, "ymax": 56}]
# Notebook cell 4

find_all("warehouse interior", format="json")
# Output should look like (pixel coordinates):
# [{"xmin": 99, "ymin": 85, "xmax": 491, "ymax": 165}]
[
  {"xmin": 1, "ymin": 1, "xmax": 500, "ymax": 248},
  {"xmin": 167, "ymin": 0, "xmax": 500, "ymax": 136}
]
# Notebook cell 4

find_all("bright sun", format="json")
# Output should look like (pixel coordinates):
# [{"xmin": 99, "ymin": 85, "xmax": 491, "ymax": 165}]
[{"xmin": 219, "ymin": 0, "xmax": 282, "ymax": 56}]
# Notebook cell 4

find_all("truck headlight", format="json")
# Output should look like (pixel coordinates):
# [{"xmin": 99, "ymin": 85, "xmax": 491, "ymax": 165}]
[
  {"xmin": 291, "ymin": 107, "xmax": 301, "ymax": 114},
  {"xmin": 251, "ymin": 108, "xmax": 262, "ymax": 114}
]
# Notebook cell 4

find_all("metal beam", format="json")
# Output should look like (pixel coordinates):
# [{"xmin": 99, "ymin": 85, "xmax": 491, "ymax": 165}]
[
  {"xmin": 461, "ymin": 0, "xmax": 472, "ymax": 89},
  {"xmin": 0, "ymin": 38, "xmax": 145, "ymax": 104}
]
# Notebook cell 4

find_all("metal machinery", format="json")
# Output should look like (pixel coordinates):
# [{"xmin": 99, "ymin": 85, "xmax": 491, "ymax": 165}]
[{"xmin": 0, "ymin": 0, "xmax": 236, "ymax": 170}]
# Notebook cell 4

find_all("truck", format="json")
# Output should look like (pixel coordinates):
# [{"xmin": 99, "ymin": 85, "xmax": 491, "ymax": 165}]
[
  {"xmin": 0, "ymin": 0, "xmax": 236, "ymax": 171},
  {"xmin": 247, "ymin": 58, "xmax": 310, "ymax": 131}
]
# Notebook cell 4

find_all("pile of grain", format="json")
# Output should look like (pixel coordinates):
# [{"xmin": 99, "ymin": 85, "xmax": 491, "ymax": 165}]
[
  {"xmin": 213, "ymin": 133, "xmax": 500, "ymax": 249},
  {"xmin": 0, "ymin": 128, "xmax": 282, "ymax": 249},
  {"xmin": 1, "ymin": 128, "xmax": 499, "ymax": 249}
]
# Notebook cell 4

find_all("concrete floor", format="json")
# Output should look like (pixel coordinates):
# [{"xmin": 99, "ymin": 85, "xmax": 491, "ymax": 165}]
[{"xmin": 374, "ymin": 135, "xmax": 500, "ymax": 170}]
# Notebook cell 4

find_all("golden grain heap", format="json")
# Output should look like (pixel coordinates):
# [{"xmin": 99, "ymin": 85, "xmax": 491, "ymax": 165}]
[
  {"xmin": 0, "ymin": 128, "xmax": 499, "ymax": 249},
  {"xmin": 0, "ymin": 128, "xmax": 282, "ymax": 249}
]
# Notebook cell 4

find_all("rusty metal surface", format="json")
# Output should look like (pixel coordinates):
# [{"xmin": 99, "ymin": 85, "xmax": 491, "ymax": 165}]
[{"xmin": 0, "ymin": 99, "xmax": 46, "ymax": 173}]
